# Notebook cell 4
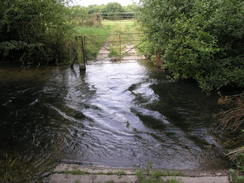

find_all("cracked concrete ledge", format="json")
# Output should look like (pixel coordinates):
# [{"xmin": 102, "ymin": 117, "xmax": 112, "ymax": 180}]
[
  {"xmin": 48, "ymin": 164, "xmax": 230, "ymax": 183},
  {"xmin": 49, "ymin": 174, "xmax": 229, "ymax": 183}
]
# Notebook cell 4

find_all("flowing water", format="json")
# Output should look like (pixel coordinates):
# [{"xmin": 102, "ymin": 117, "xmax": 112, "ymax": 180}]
[{"xmin": 0, "ymin": 60, "xmax": 229, "ymax": 178}]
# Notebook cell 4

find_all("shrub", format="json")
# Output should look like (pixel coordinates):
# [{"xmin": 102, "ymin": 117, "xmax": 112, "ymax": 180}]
[
  {"xmin": 138, "ymin": 0, "xmax": 244, "ymax": 92},
  {"xmin": 0, "ymin": 0, "xmax": 72, "ymax": 66}
]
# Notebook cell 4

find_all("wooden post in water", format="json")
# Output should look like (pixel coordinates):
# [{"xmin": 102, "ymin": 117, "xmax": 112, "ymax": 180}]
[
  {"xmin": 119, "ymin": 34, "xmax": 122, "ymax": 60},
  {"xmin": 83, "ymin": 36, "xmax": 87, "ymax": 68},
  {"xmin": 80, "ymin": 36, "xmax": 86, "ymax": 71},
  {"xmin": 70, "ymin": 37, "xmax": 76, "ymax": 70}
]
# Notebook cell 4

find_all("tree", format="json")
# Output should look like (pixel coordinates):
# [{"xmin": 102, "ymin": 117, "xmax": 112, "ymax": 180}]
[
  {"xmin": 87, "ymin": 4, "xmax": 105, "ymax": 14},
  {"xmin": 102, "ymin": 2, "xmax": 125, "ymax": 13},
  {"xmin": 68, "ymin": 6, "xmax": 88, "ymax": 25},
  {"xmin": 124, "ymin": 3, "xmax": 139, "ymax": 12}
]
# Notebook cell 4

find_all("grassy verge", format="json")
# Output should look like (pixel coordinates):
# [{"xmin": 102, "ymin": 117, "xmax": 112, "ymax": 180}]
[{"xmin": 136, "ymin": 170, "xmax": 183, "ymax": 183}]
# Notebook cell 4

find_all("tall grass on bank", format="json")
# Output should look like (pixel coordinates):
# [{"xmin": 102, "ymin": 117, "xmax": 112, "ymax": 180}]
[
  {"xmin": 217, "ymin": 93, "xmax": 244, "ymax": 175},
  {"xmin": 136, "ymin": 169, "xmax": 183, "ymax": 183},
  {"xmin": 0, "ymin": 152, "xmax": 59, "ymax": 183}
]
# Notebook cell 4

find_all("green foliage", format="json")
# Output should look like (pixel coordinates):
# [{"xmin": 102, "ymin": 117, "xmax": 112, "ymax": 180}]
[
  {"xmin": 68, "ymin": 6, "xmax": 89, "ymax": 26},
  {"xmin": 73, "ymin": 20, "xmax": 138, "ymax": 61},
  {"xmin": 67, "ymin": 6, "xmax": 103, "ymax": 27},
  {"xmin": 75, "ymin": 26, "xmax": 110, "ymax": 60},
  {"xmin": 105, "ymin": 20, "xmax": 139, "ymax": 58},
  {"xmin": 115, "ymin": 170, "xmax": 126, "ymax": 178},
  {"xmin": 138, "ymin": 0, "xmax": 244, "ymax": 92},
  {"xmin": 109, "ymin": 46, "xmax": 120, "ymax": 58},
  {"xmin": 87, "ymin": 4, "xmax": 105, "ymax": 14},
  {"xmin": 124, "ymin": 4, "xmax": 139, "ymax": 12},
  {"xmin": 86, "ymin": 2, "xmax": 139, "ymax": 14},
  {"xmin": 85, "ymin": 3, "xmax": 138, "ymax": 20},
  {"xmin": 0, "ymin": 152, "xmax": 59, "ymax": 183},
  {"xmin": 0, "ymin": 0, "xmax": 72, "ymax": 65},
  {"xmin": 102, "ymin": 2, "xmax": 125, "ymax": 13},
  {"xmin": 237, "ymin": 153, "xmax": 244, "ymax": 172},
  {"xmin": 57, "ymin": 170, "xmax": 89, "ymax": 175},
  {"xmin": 229, "ymin": 169, "xmax": 244, "ymax": 183}
]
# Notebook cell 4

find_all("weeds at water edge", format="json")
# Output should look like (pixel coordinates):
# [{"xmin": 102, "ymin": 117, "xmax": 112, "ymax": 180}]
[{"xmin": 136, "ymin": 169, "xmax": 183, "ymax": 183}]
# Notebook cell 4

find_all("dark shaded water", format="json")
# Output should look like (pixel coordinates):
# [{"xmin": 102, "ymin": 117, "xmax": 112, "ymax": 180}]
[{"xmin": 0, "ymin": 61, "xmax": 229, "ymax": 176}]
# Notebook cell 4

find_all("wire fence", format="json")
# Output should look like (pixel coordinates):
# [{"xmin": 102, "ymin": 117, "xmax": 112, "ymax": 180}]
[{"xmin": 88, "ymin": 12, "xmax": 136, "ymax": 20}]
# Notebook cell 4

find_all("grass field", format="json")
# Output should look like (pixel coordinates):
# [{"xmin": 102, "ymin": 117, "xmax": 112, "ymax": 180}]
[
  {"xmin": 103, "ymin": 20, "xmax": 139, "ymax": 33},
  {"xmin": 103, "ymin": 20, "xmax": 141, "ymax": 58},
  {"xmin": 72, "ymin": 20, "xmax": 140, "ymax": 61},
  {"xmin": 73, "ymin": 20, "xmax": 138, "ymax": 36}
]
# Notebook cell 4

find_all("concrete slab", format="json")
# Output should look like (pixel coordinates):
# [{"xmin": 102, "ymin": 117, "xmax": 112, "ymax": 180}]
[
  {"xmin": 48, "ymin": 164, "xmax": 230, "ymax": 183},
  {"xmin": 49, "ymin": 174, "xmax": 229, "ymax": 183},
  {"xmin": 54, "ymin": 164, "xmax": 229, "ymax": 177}
]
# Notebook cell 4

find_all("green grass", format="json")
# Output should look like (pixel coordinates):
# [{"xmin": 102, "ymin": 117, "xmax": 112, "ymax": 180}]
[
  {"xmin": 0, "ymin": 153, "xmax": 59, "ymax": 183},
  {"xmin": 108, "ymin": 46, "xmax": 120, "ymax": 57},
  {"xmin": 136, "ymin": 170, "xmax": 183, "ymax": 183},
  {"xmin": 70, "ymin": 20, "xmax": 141, "ymax": 61},
  {"xmin": 229, "ymin": 169, "xmax": 244, "ymax": 183},
  {"xmin": 72, "ymin": 25, "xmax": 110, "ymax": 60},
  {"xmin": 150, "ymin": 170, "xmax": 183, "ymax": 177},
  {"xmin": 116, "ymin": 170, "xmax": 126, "ymax": 178},
  {"xmin": 103, "ymin": 20, "xmax": 138, "ymax": 33},
  {"xmin": 55, "ymin": 170, "xmax": 127, "ymax": 177},
  {"xmin": 57, "ymin": 170, "xmax": 90, "ymax": 175},
  {"xmin": 73, "ymin": 26, "xmax": 110, "ymax": 36},
  {"xmin": 103, "ymin": 20, "xmax": 140, "ymax": 58}
]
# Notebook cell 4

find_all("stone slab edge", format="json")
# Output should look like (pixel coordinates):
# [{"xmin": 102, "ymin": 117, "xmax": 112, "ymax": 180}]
[{"xmin": 54, "ymin": 164, "xmax": 229, "ymax": 177}]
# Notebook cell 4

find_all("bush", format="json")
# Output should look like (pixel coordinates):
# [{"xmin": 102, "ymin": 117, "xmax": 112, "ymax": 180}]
[
  {"xmin": 0, "ymin": 0, "xmax": 72, "ymax": 66},
  {"xmin": 138, "ymin": 0, "xmax": 244, "ymax": 92}
]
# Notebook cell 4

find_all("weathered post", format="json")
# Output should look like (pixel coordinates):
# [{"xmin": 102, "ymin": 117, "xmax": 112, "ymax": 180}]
[
  {"xmin": 80, "ymin": 36, "xmax": 86, "ymax": 71},
  {"xmin": 70, "ymin": 38, "xmax": 76, "ymax": 70},
  {"xmin": 119, "ymin": 33, "xmax": 122, "ymax": 60}
]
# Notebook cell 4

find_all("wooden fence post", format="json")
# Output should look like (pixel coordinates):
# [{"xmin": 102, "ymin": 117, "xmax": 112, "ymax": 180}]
[
  {"xmin": 81, "ymin": 36, "xmax": 86, "ymax": 70},
  {"xmin": 119, "ymin": 34, "xmax": 122, "ymax": 59}
]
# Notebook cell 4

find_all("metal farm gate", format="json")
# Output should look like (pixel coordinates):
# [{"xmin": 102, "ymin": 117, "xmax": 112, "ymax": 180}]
[
  {"xmin": 76, "ymin": 12, "xmax": 146, "ymax": 69},
  {"xmin": 84, "ymin": 32, "xmax": 145, "ymax": 63}
]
